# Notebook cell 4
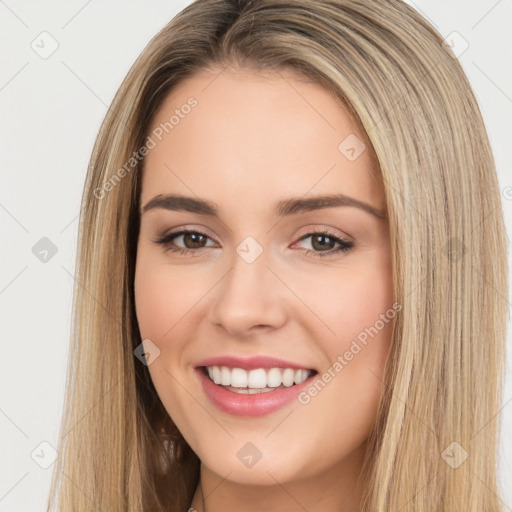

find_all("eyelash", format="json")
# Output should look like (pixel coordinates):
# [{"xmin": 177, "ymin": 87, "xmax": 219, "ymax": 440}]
[{"xmin": 153, "ymin": 228, "xmax": 355, "ymax": 259}]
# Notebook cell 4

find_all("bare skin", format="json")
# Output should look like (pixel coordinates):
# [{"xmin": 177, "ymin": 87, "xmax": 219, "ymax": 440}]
[{"xmin": 134, "ymin": 64, "xmax": 394, "ymax": 512}]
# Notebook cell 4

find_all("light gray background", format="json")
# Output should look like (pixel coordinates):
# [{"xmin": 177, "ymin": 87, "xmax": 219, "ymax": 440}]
[{"xmin": 1, "ymin": 1, "xmax": 511, "ymax": 510}]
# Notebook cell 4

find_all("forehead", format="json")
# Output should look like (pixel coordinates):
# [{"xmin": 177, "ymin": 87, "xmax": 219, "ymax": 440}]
[{"xmin": 140, "ymin": 66, "xmax": 384, "ymax": 217}]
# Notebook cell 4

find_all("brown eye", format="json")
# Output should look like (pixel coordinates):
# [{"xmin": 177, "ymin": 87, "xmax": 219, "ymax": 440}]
[
  {"xmin": 295, "ymin": 231, "xmax": 354, "ymax": 258},
  {"xmin": 310, "ymin": 233, "xmax": 337, "ymax": 251},
  {"xmin": 154, "ymin": 229, "xmax": 216, "ymax": 255},
  {"xmin": 153, "ymin": 228, "xmax": 354, "ymax": 259},
  {"xmin": 181, "ymin": 232, "xmax": 208, "ymax": 249}
]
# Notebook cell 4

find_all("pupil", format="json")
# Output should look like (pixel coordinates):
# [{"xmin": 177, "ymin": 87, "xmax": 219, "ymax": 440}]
[
  {"xmin": 312, "ymin": 234, "xmax": 333, "ymax": 251},
  {"xmin": 185, "ymin": 233, "xmax": 205, "ymax": 248}
]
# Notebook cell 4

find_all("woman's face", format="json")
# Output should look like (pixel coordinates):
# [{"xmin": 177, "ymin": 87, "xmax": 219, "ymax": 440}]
[{"xmin": 135, "ymin": 65, "xmax": 394, "ymax": 499}]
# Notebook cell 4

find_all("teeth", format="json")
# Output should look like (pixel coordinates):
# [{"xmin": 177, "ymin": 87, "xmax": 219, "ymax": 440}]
[
  {"xmin": 267, "ymin": 368, "xmax": 282, "ymax": 387},
  {"xmin": 220, "ymin": 366, "xmax": 231, "ymax": 386},
  {"xmin": 205, "ymin": 366, "xmax": 313, "ymax": 388},
  {"xmin": 248, "ymin": 368, "xmax": 266, "ymax": 388},
  {"xmin": 282, "ymin": 368, "xmax": 295, "ymax": 387},
  {"xmin": 228, "ymin": 387, "xmax": 278, "ymax": 394},
  {"xmin": 232, "ymin": 368, "xmax": 248, "ymax": 387}
]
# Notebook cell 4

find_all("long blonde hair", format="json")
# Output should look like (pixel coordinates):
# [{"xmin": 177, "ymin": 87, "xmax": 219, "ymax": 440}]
[{"xmin": 46, "ymin": 1, "xmax": 508, "ymax": 510}]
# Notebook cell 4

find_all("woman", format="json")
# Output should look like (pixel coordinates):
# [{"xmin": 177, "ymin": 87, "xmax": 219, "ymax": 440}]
[{"xmin": 46, "ymin": 1, "xmax": 508, "ymax": 511}]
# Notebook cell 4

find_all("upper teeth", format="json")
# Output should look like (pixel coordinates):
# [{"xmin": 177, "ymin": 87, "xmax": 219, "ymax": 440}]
[{"xmin": 206, "ymin": 366, "xmax": 312, "ymax": 388}]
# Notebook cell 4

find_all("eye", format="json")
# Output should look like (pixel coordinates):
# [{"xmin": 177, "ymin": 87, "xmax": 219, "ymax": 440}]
[
  {"xmin": 153, "ymin": 228, "xmax": 355, "ymax": 258},
  {"xmin": 153, "ymin": 229, "xmax": 217, "ymax": 256},
  {"xmin": 294, "ymin": 229, "xmax": 354, "ymax": 259}
]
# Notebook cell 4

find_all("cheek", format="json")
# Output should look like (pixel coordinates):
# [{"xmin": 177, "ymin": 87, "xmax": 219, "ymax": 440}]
[
  {"xmin": 134, "ymin": 253, "xmax": 207, "ymax": 342},
  {"xmin": 292, "ymin": 254, "xmax": 394, "ymax": 428},
  {"xmin": 133, "ymin": 255, "xmax": 205, "ymax": 422},
  {"xmin": 290, "ymin": 251, "xmax": 394, "ymax": 348},
  {"xmin": 134, "ymin": 266, "xmax": 171, "ymax": 342}
]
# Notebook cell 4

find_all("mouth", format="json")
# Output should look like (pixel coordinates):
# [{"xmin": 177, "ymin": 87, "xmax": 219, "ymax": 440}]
[
  {"xmin": 198, "ymin": 365, "xmax": 318, "ymax": 394},
  {"xmin": 195, "ymin": 364, "xmax": 318, "ymax": 416}
]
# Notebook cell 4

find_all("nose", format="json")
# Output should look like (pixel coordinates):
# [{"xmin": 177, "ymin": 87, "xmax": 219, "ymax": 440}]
[{"xmin": 208, "ymin": 249, "xmax": 288, "ymax": 338}]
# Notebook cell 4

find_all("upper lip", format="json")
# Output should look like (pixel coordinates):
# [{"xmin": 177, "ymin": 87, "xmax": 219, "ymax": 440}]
[{"xmin": 195, "ymin": 355, "xmax": 317, "ymax": 372}]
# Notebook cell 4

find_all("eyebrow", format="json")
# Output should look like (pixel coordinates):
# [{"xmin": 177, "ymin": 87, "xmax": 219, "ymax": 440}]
[{"xmin": 141, "ymin": 193, "xmax": 386, "ymax": 219}]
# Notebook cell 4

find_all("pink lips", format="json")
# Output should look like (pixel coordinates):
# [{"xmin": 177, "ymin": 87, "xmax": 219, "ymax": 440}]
[
  {"xmin": 194, "ymin": 355, "xmax": 316, "ymax": 371},
  {"xmin": 194, "ymin": 355, "xmax": 317, "ymax": 417}
]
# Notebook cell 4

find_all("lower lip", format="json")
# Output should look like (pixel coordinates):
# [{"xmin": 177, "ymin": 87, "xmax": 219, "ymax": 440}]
[{"xmin": 195, "ymin": 367, "xmax": 316, "ymax": 417}]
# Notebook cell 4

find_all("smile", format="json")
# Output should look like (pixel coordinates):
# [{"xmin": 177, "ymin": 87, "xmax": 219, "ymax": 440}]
[
  {"xmin": 196, "ymin": 365, "xmax": 318, "ymax": 416},
  {"xmin": 205, "ymin": 365, "xmax": 313, "ymax": 390}
]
